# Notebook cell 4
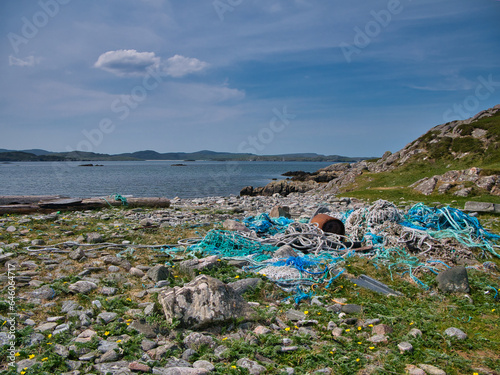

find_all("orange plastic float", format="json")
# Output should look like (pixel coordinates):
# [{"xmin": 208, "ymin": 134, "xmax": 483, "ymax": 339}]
[{"xmin": 310, "ymin": 214, "xmax": 345, "ymax": 236}]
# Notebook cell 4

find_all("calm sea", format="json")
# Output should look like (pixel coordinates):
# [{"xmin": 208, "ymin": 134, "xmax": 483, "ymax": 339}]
[{"xmin": 0, "ymin": 161, "xmax": 334, "ymax": 199}]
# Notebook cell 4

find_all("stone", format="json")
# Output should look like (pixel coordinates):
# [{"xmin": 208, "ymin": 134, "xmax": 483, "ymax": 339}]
[
  {"xmin": 97, "ymin": 349, "xmax": 121, "ymax": 363},
  {"xmin": 98, "ymin": 340, "xmax": 119, "ymax": 353},
  {"xmin": 16, "ymin": 359, "xmax": 36, "ymax": 372},
  {"xmin": 341, "ymin": 304, "xmax": 362, "ymax": 314},
  {"xmin": 182, "ymin": 349, "xmax": 196, "ymax": 361},
  {"xmin": 54, "ymin": 343, "xmax": 70, "ymax": 357},
  {"xmin": 94, "ymin": 360, "xmax": 132, "ymax": 374},
  {"xmin": 437, "ymin": 183, "xmax": 453, "ymax": 194},
  {"xmin": 418, "ymin": 364, "xmax": 446, "ymax": 375},
  {"xmin": 331, "ymin": 327, "xmax": 344, "ymax": 337},
  {"xmin": 108, "ymin": 265, "xmax": 120, "ymax": 272},
  {"xmin": 53, "ymin": 323, "xmax": 71, "ymax": 335},
  {"xmin": 223, "ymin": 219, "xmax": 250, "ymax": 232},
  {"xmin": 129, "ymin": 361, "xmax": 151, "ymax": 372},
  {"xmin": 269, "ymin": 205, "xmax": 291, "ymax": 218},
  {"xmin": 227, "ymin": 278, "xmax": 261, "ymax": 295},
  {"xmin": 98, "ymin": 312, "xmax": 118, "ymax": 324},
  {"xmin": 367, "ymin": 335, "xmax": 388, "ymax": 343},
  {"xmin": 274, "ymin": 245, "xmax": 298, "ymax": 259},
  {"xmin": 152, "ymin": 368, "xmax": 209, "ymax": 375},
  {"xmin": 454, "ymin": 187, "xmax": 472, "ymax": 197},
  {"xmin": 414, "ymin": 177, "xmax": 438, "ymax": 195},
  {"xmin": 130, "ymin": 267, "xmax": 145, "ymax": 277},
  {"xmin": 183, "ymin": 332, "xmax": 216, "ymax": 350},
  {"xmin": 141, "ymin": 339, "xmax": 157, "ymax": 351},
  {"xmin": 405, "ymin": 365, "xmax": 426, "ymax": 375},
  {"xmin": 101, "ymin": 287, "xmax": 118, "ymax": 296},
  {"xmin": 398, "ymin": 341, "xmax": 413, "ymax": 353},
  {"xmin": 436, "ymin": 266, "xmax": 470, "ymax": 293},
  {"xmin": 192, "ymin": 360, "xmax": 215, "ymax": 372},
  {"xmin": 75, "ymin": 329, "xmax": 97, "ymax": 343},
  {"xmin": 444, "ymin": 327, "xmax": 467, "ymax": 340},
  {"xmin": 372, "ymin": 324, "xmax": 393, "ymax": 335},
  {"xmin": 147, "ymin": 265, "xmax": 171, "ymax": 282},
  {"xmin": 253, "ymin": 325, "xmax": 272, "ymax": 335},
  {"xmin": 36, "ymin": 322, "xmax": 57, "ymax": 332},
  {"xmin": 236, "ymin": 358, "xmax": 266, "ymax": 375},
  {"xmin": 69, "ymin": 248, "xmax": 86, "ymax": 260},
  {"xmin": 286, "ymin": 309, "xmax": 306, "ymax": 321},
  {"xmin": 128, "ymin": 320, "xmax": 158, "ymax": 338},
  {"xmin": 159, "ymin": 275, "xmax": 257, "ymax": 329},
  {"xmin": 102, "ymin": 255, "xmax": 132, "ymax": 271},
  {"xmin": 69, "ymin": 280, "xmax": 98, "ymax": 294},
  {"xmin": 30, "ymin": 285, "xmax": 56, "ymax": 300},
  {"xmin": 179, "ymin": 255, "xmax": 219, "ymax": 272},
  {"xmin": 86, "ymin": 232, "xmax": 104, "ymax": 243},
  {"xmin": 62, "ymin": 300, "xmax": 81, "ymax": 313},
  {"xmin": 6, "ymin": 226, "xmax": 16, "ymax": 232},
  {"xmin": 409, "ymin": 328, "xmax": 423, "ymax": 338}
]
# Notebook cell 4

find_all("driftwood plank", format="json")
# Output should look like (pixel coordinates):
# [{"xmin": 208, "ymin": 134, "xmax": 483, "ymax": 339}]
[
  {"xmin": 0, "ymin": 196, "xmax": 170, "ymax": 215},
  {"xmin": 0, "ymin": 195, "xmax": 68, "ymax": 205}
]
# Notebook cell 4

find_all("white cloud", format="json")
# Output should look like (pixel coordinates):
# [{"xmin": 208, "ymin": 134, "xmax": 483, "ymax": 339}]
[
  {"xmin": 94, "ymin": 49, "xmax": 160, "ymax": 76},
  {"xmin": 9, "ymin": 55, "xmax": 38, "ymax": 67},
  {"xmin": 163, "ymin": 55, "xmax": 209, "ymax": 78}
]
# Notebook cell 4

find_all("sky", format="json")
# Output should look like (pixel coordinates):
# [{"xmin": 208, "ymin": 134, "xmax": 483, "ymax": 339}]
[{"xmin": 0, "ymin": 0, "xmax": 499, "ymax": 157}]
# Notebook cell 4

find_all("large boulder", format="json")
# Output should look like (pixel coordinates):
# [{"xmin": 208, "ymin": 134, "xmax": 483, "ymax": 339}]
[{"xmin": 159, "ymin": 275, "xmax": 257, "ymax": 329}]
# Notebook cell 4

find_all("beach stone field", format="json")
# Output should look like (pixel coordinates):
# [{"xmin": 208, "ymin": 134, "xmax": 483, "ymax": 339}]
[{"xmin": 0, "ymin": 193, "xmax": 499, "ymax": 375}]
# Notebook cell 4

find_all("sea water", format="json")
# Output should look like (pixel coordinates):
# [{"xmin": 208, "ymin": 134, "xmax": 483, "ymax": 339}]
[{"xmin": 0, "ymin": 160, "xmax": 334, "ymax": 198}]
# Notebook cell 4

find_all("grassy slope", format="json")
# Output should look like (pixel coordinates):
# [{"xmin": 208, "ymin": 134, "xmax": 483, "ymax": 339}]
[{"xmin": 338, "ymin": 112, "xmax": 500, "ymax": 207}]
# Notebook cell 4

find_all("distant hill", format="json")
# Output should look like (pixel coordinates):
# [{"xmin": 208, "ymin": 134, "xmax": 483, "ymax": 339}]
[{"xmin": 0, "ymin": 148, "xmax": 368, "ymax": 162}]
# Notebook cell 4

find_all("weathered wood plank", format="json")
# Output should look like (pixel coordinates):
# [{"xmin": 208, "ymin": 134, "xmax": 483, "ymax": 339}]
[{"xmin": 0, "ymin": 195, "xmax": 68, "ymax": 205}]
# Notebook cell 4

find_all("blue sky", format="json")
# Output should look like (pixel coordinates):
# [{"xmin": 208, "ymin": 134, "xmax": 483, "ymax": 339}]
[{"xmin": 1, "ymin": 0, "xmax": 499, "ymax": 157}]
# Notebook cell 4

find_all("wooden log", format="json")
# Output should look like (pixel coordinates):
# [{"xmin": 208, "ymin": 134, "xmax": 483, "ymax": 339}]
[
  {"xmin": 0, "ymin": 196, "xmax": 170, "ymax": 215},
  {"xmin": 0, "ymin": 195, "xmax": 68, "ymax": 205}
]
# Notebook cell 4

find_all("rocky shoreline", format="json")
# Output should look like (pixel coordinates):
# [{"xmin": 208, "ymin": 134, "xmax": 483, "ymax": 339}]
[{"xmin": 1, "ymin": 194, "xmax": 499, "ymax": 374}]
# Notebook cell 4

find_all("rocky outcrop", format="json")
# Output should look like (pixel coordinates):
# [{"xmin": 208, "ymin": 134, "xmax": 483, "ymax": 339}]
[
  {"xmin": 409, "ymin": 167, "xmax": 500, "ymax": 197},
  {"xmin": 240, "ymin": 180, "xmax": 318, "ymax": 196}
]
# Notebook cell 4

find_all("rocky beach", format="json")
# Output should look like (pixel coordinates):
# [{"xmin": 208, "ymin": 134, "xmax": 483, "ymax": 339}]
[{"xmin": 1, "ymin": 191, "xmax": 499, "ymax": 375}]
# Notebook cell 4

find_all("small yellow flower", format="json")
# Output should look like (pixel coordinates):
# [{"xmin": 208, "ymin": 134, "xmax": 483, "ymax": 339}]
[
  {"xmin": 231, "ymin": 365, "xmax": 237, "ymax": 369},
  {"xmin": 356, "ymin": 358, "xmax": 360, "ymax": 362},
  {"xmin": 294, "ymin": 325, "xmax": 299, "ymax": 329},
  {"xmin": 116, "ymin": 339, "xmax": 122, "ymax": 343},
  {"xmin": 285, "ymin": 327, "xmax": 290, "ymax": 331},
  {"xmin": 410, "ymin": 322, "xmax": 414, "ymax": 325},
  {"xmin": 329, "ymin": 351, "xmax": 334, "ymax": 354},
  {"xmin": 317, "ymin": 312, "xmax": 321, "ymax": 315},
  {"xmin": 222, "ymin": 337, "xmax": 228, "ymax": 341},
  {"xmin": 104, "ymin": 331, "xmax": 110, "ymax": 336},
  {"xmin": 174, "ymin": 275, "xmax": 178, "ymax": 278},
  {"xmin": 473, "ymin": 373, "xmax": 479, "ymax": 375},
  {"xmin": 357, "ymin": 342, "xmax": 362, "ymax": 345},
  {"xmin": 20, "ymin": 372, "xmax": 26, "ymax": 375},
  {"xmin": 358, "ymin": 327, "xmax": 362, "ymax": 331},
  {"xmin": 41, "ymin": 357, "xmax": 48, "ymax": 361},
  {"xmin": 127, "ymin": 298, "xmax": 131, "ymax": 301},
  {"xmin": 217, "ymin": 259, "xmax": 221, "ymax": 262},
  {"xmin": 304, "ymin": 311, "xmax": 309, "ymax": 315},
  {"xmin": 354, "ymin": 284, "xmax": 357, "ymax": 286},
  {"xmin": 492, "ymin": 309, "xmax": 496, "ymax": 312},
  {"xmin": 368, "ymin": 324, "xmax": 373, "ymax": 327},
  {"xmin": 126, "ymin": 323, "xmax": 130, "ymax": 326},
  {"xmin": 47, "ymin": 342, "xmax": 52, "ymax": 345},
  {"xmin": 369, "ymin": 346, "xmax": 375, "ymax": 350},
  {"xmin": 345, "ymin": 329, "xmax": 350, "ymax": 332},
  {"xmin": 63, "ymin": 281, "xmax": 68, "ymax": 284},
  {"xmin": 48, "ymin": 334, "xmax": 52, "ymax": 338},
  {"xmin": 28, "ymin": 354, "xmax": 35, "ymax": 359},
  {"xmin": 15, "ymin": 352, "xmax": 20, "ymax": 357},
  {"xmin": 262, "ymin": 274, "xmax": 267, "ymax": 277},
  {"xmin": 2, "ymin": 321, "xmax": 6, "ymax": 325},
  {"xmin": 235, "ymin": 275, "xmax": 239, "ymax": 279}
]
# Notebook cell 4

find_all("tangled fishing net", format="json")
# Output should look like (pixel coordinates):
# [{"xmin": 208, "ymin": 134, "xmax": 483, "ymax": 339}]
[{"xmin": 168, "ymin": 200, "xmax": 500, "ymax": 299}]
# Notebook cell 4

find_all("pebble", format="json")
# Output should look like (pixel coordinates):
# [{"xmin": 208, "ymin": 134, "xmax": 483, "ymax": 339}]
[
  {"xmin": 418, "ymin": 364, "xmax": 447, "ymax": 375},
  {"xmin": 398, "ymin": 341, "xmax": 413, "ymax": 353},
  {"xmin": 444, "ymin": 327, "xmax": 467, "ymax": 340}
]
